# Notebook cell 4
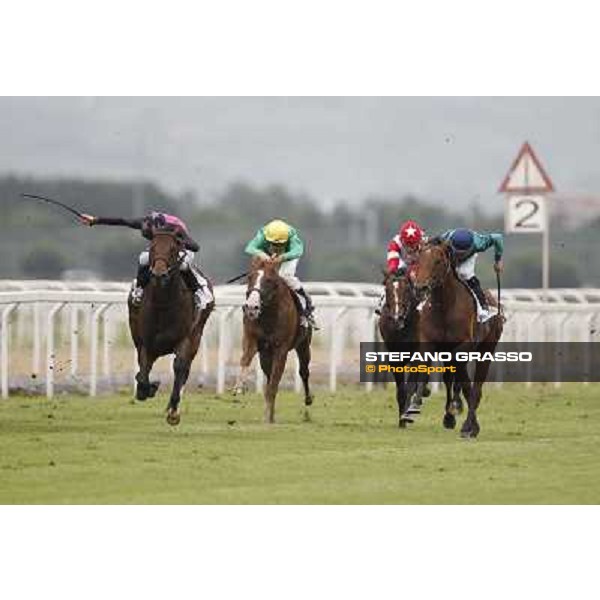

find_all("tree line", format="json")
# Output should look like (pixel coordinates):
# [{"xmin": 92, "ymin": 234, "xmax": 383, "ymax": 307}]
[{"xmin": 0, "ymin": 175, "xmax": 593, "ymax": 288}]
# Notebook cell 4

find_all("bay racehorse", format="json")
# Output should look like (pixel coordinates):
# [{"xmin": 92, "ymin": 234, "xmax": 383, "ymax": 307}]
[
  {"xmin": 378, "ymin": 272, "xmax": 424, "ymax": 427},
  {"xmin": 413, "ymin": 240, "xmax": 503, "ymax": 438},
  {"xmin": 129, "ymin": 231, "xmax": 214, "ymax": 425},
  {"xmin": 232, "ymin": 256, "xmax": 313, "ymax": 423}
]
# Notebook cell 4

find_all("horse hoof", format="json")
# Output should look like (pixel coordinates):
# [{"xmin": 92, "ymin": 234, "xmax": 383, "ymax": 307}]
[
  {"xmin": 460, "ymin": 425, "xmax": 479, "ymax": 439},
  {"xmin": 148, "ymin": 382, "xmax": 160, "ymax": 398},
  {"xmin": 443, "ymin": 413, "xmax": 456, "ymax": 429},
  {"xmin": 305, "ymin": 394, "xmax": 314, "ymax": 407},
  {"xmin": 166, "ymin": 410, "xmax": 181, "ymax": 426},
  {"xmin": 399, "ymin": 414, "xmax": 414, "ymax": 427},
  {"xmin": 136, "ymin": 383, "xmax": 149, "ymax": 401}
]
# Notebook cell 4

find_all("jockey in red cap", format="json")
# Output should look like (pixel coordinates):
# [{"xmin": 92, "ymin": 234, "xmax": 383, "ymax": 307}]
[
  {"xmin": 386, "ymin": 220, "xmax": 426, "ymax": 278},
  {"xmin": 376, "ymin": 220, "xmax": 426, "ymax": 315}
]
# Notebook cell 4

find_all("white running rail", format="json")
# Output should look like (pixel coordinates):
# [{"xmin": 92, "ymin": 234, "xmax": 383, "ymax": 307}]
[{"xmin": 0, "ymin": 281, "xmax": 599, "ymax": 398}]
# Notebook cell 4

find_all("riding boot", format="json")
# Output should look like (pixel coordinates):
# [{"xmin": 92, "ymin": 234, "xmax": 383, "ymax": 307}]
[
  {"xmin": 296, "ymin": 287, "xmax": 319, "ymax": 329},
  {"xmin": 466, "ymin": 276, "xmax": 492, "ymax": 322},
  {"xmin": 375, "ymin": 292, "xmax": 385, "ymax": 315},
  {"xmin": 181, "ymin": 268, "xmax": 200, "ymax": 292},
  {"xmin": 131, "ymin": 265, "xmax": 151, "ymax": 305},
  {"xmin": 182, "ymin": 267, "xmax": 214, "ymax": 311},
  {"xmin": 180, "ymin": 269, "xmax": 203, "ymax": 310}
]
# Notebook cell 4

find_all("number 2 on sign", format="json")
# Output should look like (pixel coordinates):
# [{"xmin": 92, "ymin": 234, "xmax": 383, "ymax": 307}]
[{"xmin": 506, "ymin": 195, "xmax": 547, "ymax": 234}]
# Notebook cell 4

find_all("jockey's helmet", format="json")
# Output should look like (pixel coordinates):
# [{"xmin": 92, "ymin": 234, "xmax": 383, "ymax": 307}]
[
  {"xmin": 450, "ymin": 228, "xmax": 474, "ymax": 253},
  {"xmin": 264, "ymin": 219, "xmax": 290, "ymax": 244},
  {"xmin": 399, "ymin": 220, "xmax": 424, "ymax": 248},
  {"xmin": 151, "ymin": 212, "xmax": 167, "ymax": 229}
]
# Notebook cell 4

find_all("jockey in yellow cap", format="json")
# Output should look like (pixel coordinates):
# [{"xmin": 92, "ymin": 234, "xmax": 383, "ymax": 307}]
[{"xmin": 245, "ymin": 219, "xmax": 317, "ymax": 328}]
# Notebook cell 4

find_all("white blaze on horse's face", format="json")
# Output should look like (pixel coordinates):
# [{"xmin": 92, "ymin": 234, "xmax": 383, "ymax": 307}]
[
  {"xmin": 245, "ymin": 269, "xmax": 263, "ymax": 320},
  {"xmin": 393, "ymin": 281, "xmax": 400, "ymax": 319}
]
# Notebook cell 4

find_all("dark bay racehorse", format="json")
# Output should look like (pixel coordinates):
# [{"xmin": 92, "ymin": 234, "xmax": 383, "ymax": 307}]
[
  {"xmin": 129, "ymin": 231, "xmax": 214, "ymax": 425},
  {"xmin": 413, "ymin": 240, "xmax": 503, "ymax": 438},
  {"xmin": 378, "ymin": 272, "xmax": 421, "ymax": 427},
  {"xmin": 232, "ymin": 256, "xmax": 313, "ymax": 423}
]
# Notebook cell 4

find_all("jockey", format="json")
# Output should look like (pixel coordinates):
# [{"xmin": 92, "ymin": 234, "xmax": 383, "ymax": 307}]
[
  {"xmin": 439, "ymin": 228, "xmax": 504, "ymax": 322},
  {"xmin": 387, "ymin": 220, "xmax": 426, "ymax": 277},
  {"xmin": 79, "ymin": 211, "xmax": 214, "ymax": 310},
  {"xmin": 377, "ymin": 220, "xmax": 426, "ymax": 314},
  {"xmin": 244, "ymin": 219, "xmax": 316, "ymax": 328}
]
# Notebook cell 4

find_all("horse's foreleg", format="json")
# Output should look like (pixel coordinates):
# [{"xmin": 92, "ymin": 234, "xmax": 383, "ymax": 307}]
[
  {"xmin": 394, "ymin": 370, "xmax": 410, "ymax": 427},
  {"xmin": 442, "ymin": 368, "xmax": 457, "ymax": 429},
  {"xmin": 232, "ymin": 331, "xmax": 257, "ymax": 395},
  {"xmin": 264, "ymin": 350, "xmax": 288, "ymax": 424},
  {"xmin": 460, "ymin": 361, "xmax": 489, "ymax": 439},
  {"xmin": 404, "ymin": 369, "xmax": 428, "ymax": 419},
  {"xmin": 135, "ymin": 346, "xmax": 158, "ymax": 401},
  {"xmin": 167, "ymin": 338, "xmax": 198, "ymax": 426},
  {"xmin": 295, "ymin": 336, "xmax": 313, "ymax": 406}
]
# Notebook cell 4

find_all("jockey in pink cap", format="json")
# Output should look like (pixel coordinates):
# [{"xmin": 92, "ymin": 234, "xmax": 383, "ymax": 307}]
[{"xmin": 80, "ymin": 211, "xmax": 213, "ymax": 310}]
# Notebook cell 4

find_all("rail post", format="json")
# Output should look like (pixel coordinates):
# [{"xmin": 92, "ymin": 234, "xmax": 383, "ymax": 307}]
[
  {"xmin": 1, "ymin": 303, "xmax": 17, "ymax": 399},
  {"xmin": 46, "ymin": 303, "xmax": 65, "ymax": 398}
]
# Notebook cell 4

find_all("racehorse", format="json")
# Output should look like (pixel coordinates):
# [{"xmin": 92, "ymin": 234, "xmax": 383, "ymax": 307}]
[
  {"xmin": 413, "ymin": 240, "xmax": 503, "ymax": 438},
  {"xmin": 232, "ymin": 256, "xmax": 313, "ymax": 423},
  {"xmin": 378, "ymin": 272, "xmax": 422, "ymax": 427},
  {"xmin": 129, "ymin": 231, "xmax": 214, "ymax": 425}
]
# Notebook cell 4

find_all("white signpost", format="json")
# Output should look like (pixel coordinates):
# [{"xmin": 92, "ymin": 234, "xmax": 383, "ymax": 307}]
[{"xmin": 500, "ymin": 142, "xmax": 555, "ymax": 293}]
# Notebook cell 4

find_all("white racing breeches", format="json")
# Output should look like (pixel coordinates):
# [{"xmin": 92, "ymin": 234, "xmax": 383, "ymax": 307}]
[
  {"xmin": 278, "ymin": 258, "xmax": 301, "ymax": 291},
  {"xmin": 455, "ymin": 254, "xmax": 477, "ymax": 281}
]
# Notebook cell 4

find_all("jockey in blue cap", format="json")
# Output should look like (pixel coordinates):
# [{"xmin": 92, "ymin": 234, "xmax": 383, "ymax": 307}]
[{"xmin": 438, "ymin": 228, "xmax": 504, "ymax": 322}]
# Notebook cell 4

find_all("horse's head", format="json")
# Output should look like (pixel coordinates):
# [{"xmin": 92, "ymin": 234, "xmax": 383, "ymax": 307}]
[
  {"xmin": 382, "ymin": 271, "xmax": 416, "ymax": 330},
  {"xmin": 244, "ymin": 256, "xmax": 281, "ymax": 320},
  {"xmin": 149, "ymin": 231, "xmax": 185, "ymax": 288},
  {"xmin": 413, "ymin": 240, "xmax": 454, "ymax": 300}
]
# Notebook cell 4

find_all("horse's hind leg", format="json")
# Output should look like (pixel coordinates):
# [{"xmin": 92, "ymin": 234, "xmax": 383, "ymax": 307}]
[
  {"xmin": 295, "ymin": 335, "xmax": 313, "ymax": 406},
  {"xmin": 135, "ymin": 346, "xmax": 159, "ymax": 401}
]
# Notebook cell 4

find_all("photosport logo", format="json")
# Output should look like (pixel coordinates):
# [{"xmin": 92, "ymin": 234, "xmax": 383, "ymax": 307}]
[{"xmin": 359, "ymin": 342, "xmax": 600, "ymax": 383}]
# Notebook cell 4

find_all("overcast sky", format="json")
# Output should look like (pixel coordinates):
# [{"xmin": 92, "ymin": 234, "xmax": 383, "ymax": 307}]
[{"xmin": 1, "ymin": 97, "xmax": 599, "ymax": 210}]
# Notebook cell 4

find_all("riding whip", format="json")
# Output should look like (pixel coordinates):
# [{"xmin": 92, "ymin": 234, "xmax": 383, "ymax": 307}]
[
  {"xmin": 225, "ymin": 271, "xmax": 249, "ymax": 284},
  {"xmin": 496, "ymin": 270, "xmax": 501, "ymax": 307},
  {"xmin": 20, "ymin": 193, "xmax": 86, "ymax": 221}
]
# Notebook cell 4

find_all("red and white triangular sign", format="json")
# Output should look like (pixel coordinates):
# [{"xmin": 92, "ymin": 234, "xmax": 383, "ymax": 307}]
[{"xmin": 499, "ymin": 142, "xmax": 555, "ymax": 194}]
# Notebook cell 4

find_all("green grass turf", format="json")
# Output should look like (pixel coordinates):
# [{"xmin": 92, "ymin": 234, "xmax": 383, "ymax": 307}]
[{"xmin": 0, "ymin": 384, "xmax": 599, "ymax": 504}]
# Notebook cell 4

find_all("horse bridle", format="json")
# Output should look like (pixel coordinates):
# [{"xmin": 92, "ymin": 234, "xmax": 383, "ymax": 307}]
[
  {"xmin": 244, "ymin": 268, "xmax": 265, "ymax": 319},
  {"xmin": 150, "ymin": 232, "xmax": 186, "ymax": 278}
]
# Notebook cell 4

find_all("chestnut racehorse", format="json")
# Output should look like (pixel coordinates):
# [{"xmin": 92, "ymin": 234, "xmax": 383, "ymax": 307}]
[
  {"xmin": 413, "ymin": 240, "xmax": 503, "ymax": 438},
  {"xmin": 129, "ymin": 231, "xmax": 214, "ymax": 425},
  {"xmin": 233, "ymin": 256, "xmax": 313, "ymax": 423}
]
